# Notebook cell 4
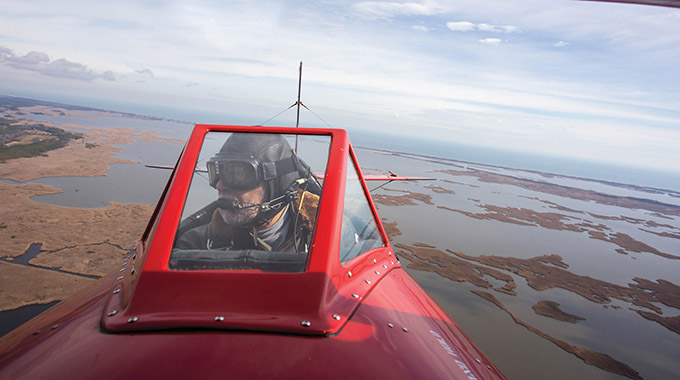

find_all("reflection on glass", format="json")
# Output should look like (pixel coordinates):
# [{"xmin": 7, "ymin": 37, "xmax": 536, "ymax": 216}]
[
  {"xmin": 339, "ymin": 154, "xmax": 385, "ymax": 264},
  {"xmin": 170, "ymin": 132, "xmax": 330, "ymax": 272}
]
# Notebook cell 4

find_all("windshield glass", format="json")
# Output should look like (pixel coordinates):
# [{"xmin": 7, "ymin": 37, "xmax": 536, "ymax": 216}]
[
  {"xmin": 339, "ymin": 153, "xmax": 385, "ymax": 264},
  {"xmin": 170, "ymin": 131, "xmax": 330, "ymax": 272}
]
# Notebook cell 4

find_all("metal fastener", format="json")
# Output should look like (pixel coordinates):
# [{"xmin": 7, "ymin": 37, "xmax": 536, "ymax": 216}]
[
  {"xmin": 300, "ymin": 320, "xmax": 311, "ymax": 327},
  {"xmin": 215, "ymin": 316, "xmax": 224, "ymax": 322},
  {"xmin": 127, "ymin": 317, "xmax": 139, "ymax": 323},
  {"xmin": 383, "ymin": 264, "xmax": 387, "ymax": 269},
  {"xmin": 375, "ymin": 271, "xmax": 380, "ymax": 275},
  {"xmin": 352, "ymin": 293, "xmax": 359, "ymax": 298},
  {"xmin": 51, "ymin": 324, "xmax": 59, "ymax": 330},
  {"xmin": 113, "ymin": 289, "xmax": 121, "ymax": 294},
  {"xmin": 332, "ymin": 314, "xmax": 341, "ymax": 320},
  {"xmin": 373, "ymin": 259, "xmax": 377, "ymax": 264},
  {"xmin": 348, "ymin": 271, "xmax": 352, "ymax": 278},
  {"xmin": 117, "ymin": 276, "xmax": 124, "ymax": 281},
  {"xmin": 387, "ymin": 323, "xmax": 394, "ymax": 328},
  {"xmin": 365, "ymin": 280, "xmax": 371, "ymax": 285},
  {"xmin": 107, "ymin": 310, "xmax": 118, "ymax": 317},
  {"xmin": 402, "ymin": 327, "xmax": 408, "ymax": 332}
]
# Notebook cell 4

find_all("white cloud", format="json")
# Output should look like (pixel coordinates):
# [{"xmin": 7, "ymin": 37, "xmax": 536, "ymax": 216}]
[
  {"xmin": 0, "ymin": 47, "xmax": 102, "ymax": 81},
  {"xmin": 412, "ymin": 25, "xmax": 429, "ymax": 32},
  {"xmin": 554, "ymin": 41, "xmax": 569, "ymax": 47},
  {"xmin": 102, "ymin": 71, "xmax": 116, "ymax": 81},
  {"xmin": 447, "ymin": 21, "xmax": 517, "ymax": 33},
  {"xmin": 446, "ymin": 21, "xmax": 475, "ymax": 31},
  {"xmin": 353, "ymin": 0, "xmax": 452, "ymax": 19},
  {"xmin": 479, "ymin": 38, "xmax": 502, "ymax": 45},
  {"xmin": 136, "ymin": 68, "xmax": 154, "ymax": 77}
]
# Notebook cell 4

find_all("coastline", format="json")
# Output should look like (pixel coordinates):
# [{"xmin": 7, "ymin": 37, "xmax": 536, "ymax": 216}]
[{"xmin": 0, "ymin": 117, "xmax": 175, "ymax": 312}]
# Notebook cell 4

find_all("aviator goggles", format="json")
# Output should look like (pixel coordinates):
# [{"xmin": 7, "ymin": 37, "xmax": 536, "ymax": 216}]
[{"xmin": 206, "ymin": 153, "xmax": 298, "ymax": 190}]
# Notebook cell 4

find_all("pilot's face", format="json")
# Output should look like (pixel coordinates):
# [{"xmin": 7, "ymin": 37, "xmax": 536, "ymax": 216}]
[{"xmin": 216, "ymin": 179, "xmax": 266, "ymax": 225}]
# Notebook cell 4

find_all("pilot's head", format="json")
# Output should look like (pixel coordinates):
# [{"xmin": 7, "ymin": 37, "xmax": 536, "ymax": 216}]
[{"xmin": 207, "ymin": 133, "xmax": 300, "ymax": 226}]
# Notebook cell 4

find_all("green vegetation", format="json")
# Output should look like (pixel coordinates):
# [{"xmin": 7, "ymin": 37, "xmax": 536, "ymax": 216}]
[{"xmin": 0, "ymin": 117, "xmax": 83, "ymax": 162}]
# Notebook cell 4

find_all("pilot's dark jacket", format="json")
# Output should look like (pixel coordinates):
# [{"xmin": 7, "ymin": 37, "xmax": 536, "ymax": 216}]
[{"xmin": 176, "ymin": 189, "xmax": 318, "ymax": 253}]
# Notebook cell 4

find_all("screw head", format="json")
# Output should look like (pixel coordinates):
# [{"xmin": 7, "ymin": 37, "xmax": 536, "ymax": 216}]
[
  {"xmin": 300, "ymin": 320, "xmax": 311, "ymax": 327},
  {"xmin": 113, "ymin": 289, "xmax": 121, "ymax": 294},
  {"xmin": 387, "ymin": 323, "xmax": 394, "ymax": 328},
  {"xmin": 352, "ymin": 293, "xmax": 359, "ymax": 298},
  {"xmin": 348, "ymin": 271, "xmax": 352, "ymax": 278},
  {"xmin": 332, "ymin": 314, "xmax": 341, "ymax": 320},
  {"xmin": 107, "ymin": 310, "xmax": 118, "ymax": 317},
  {"xmin": 127, "ymin": 317, "xmax": 139, "ymax": 323},
  {"xmin": 215, "ymin": 316, "xmax": 225, "ymax": 322}
]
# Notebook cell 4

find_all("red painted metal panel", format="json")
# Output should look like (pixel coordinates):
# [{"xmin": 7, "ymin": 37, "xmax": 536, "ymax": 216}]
[{"xmin": 0, "ymin": 270, "xmax": 505, "ymax": 380}]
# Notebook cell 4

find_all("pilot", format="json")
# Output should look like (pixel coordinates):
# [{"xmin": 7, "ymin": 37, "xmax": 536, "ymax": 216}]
[{"xmin": 176, "ymin": 133, "xmax": 320, "ymax": 252}]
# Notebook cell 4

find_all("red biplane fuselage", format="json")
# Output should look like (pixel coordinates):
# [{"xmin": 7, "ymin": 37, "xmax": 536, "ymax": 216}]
[{"xmin": 0, "ymin": 125, "xmax": 507, "ymax": 379}]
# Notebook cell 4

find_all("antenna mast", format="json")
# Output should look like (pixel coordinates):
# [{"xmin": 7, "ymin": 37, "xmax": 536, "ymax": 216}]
[
  {"xmin": 296, "ymin": 61, "xmax": 302, "ymax": 128},
  {"xmin": 295, "ymin": 61, "xmax": 302, "ymax": 153}
]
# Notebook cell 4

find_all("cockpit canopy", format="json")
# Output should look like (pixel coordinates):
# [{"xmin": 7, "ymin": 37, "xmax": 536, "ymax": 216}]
[
  {"xmin": 101, "ymin": 126, "xmax": 395, "ymax": 336},
  {"xmin": 169, "ymin": 130, "xmax": 383, "ymax": 272}
]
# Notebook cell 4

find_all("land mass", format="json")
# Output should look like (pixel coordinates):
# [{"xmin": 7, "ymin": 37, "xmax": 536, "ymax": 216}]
[{"xmin": 0, "ymin": 113, "xmax": 180, "ymax": 312}]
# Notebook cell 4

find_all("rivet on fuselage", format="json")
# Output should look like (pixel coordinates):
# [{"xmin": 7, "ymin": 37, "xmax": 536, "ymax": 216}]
[
  {"xmin": 332, "ymin": 314, "xmax": 341, "ymax": 320},
  {"xmin": 215, "ymin": 316, "xmax": 225, "ymax": 322},
  {"xmin": 348, "ymin": 271, "xmax": 352, "ymax": 278},
  {"xmin": 301, "ymin": 320, "xmax": 311, "ymax": 327},
  {"xmin": 387, "ymin": 323, "xmax": 394, "ymax": 328},
  {"xmin": 352, "ymin": 293, "xmax": 359, "ymax": 298},
  {"xmin": 107, "ymin": 310, "xmax": 118, "ymax": 317},
  {"xmin": 127, "ymin": 317, "xmax": 139, "ymax": 323}
]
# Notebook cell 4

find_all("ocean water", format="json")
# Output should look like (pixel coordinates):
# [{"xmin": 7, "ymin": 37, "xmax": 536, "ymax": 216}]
[{"xmin": 349, "ymin": 129, "xmax": 680, "ymax": 192}]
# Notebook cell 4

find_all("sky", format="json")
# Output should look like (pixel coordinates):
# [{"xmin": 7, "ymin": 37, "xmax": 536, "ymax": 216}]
[{"xmin": 0, "ymin": 0, "xmax": 679, "ymax": 174}]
